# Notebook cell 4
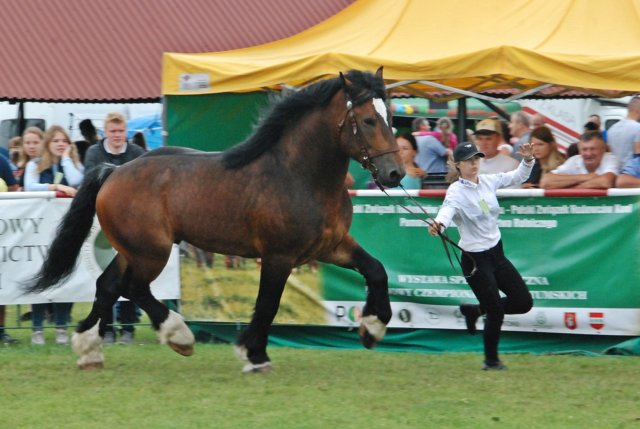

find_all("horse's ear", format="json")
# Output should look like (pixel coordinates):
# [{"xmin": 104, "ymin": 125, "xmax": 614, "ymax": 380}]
[
  {"xmin": 339, "ymin": 71, "xmax": 353, "ymax": 90},
  {"xmin": 375, "ymin": 66, "xmax": 384, "ymax": 79}
]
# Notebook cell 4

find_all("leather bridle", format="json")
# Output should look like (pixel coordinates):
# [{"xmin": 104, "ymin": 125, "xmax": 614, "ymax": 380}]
[{"xmin": 337, "ymin": 94, "xmax": 398, "ymax": 181}]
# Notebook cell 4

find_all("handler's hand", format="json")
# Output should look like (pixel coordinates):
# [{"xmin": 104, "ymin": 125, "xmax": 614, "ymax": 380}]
[
  {"xmin": 518, "ymin": 142, "xmax": 534, "ymax": 160},
  {"xmin": 428, "ymin": 221, "xmax": 443, "ymax": 236}
]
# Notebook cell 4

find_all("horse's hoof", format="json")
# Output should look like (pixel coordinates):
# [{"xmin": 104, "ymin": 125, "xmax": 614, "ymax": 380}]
[
  {"xmin": 242, "ymin": 361, "xmax": 272, "ymax": 374},
  {"xmin": 78, "ymin": 361, "xmax": 104, "ymax": 370},
  {"xmin": 169, "ymin": 341, "xmax": 194, "ymax": 356},
  {"xmin": 359, "ymin": 315, "xmax": 387, "ymax": 349},
  {"xmin": 359, "ymin": 325, "xmax": 378, "ymax": 349}
]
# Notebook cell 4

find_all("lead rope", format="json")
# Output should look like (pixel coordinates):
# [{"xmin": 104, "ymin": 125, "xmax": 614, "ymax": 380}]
[{"xmin": 371, "ymin": 178, "xmax": 477, "ymax": 278}]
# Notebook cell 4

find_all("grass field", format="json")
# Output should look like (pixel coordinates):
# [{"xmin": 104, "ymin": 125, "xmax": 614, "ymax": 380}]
[
  {"xmin": 3, "ymin": 260, "xmax": 639, "ymax": 429},
  {"xmin": 1, "ymin": 317, "xmax": 639, "ymax": 429}
]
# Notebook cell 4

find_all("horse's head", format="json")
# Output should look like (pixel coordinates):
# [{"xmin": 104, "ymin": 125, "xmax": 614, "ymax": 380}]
[{"xmin": 339, "ymin": 67, "xmax": 405, "ymax": 188}]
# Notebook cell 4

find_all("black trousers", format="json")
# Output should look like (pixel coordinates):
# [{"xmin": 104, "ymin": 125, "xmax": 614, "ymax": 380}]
[{"xmin": 461, "ymin": 240, "xmax": 533, "ymax": 362}]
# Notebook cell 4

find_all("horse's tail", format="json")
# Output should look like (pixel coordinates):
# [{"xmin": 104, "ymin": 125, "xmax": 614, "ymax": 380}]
[{"xmin": 23, "ymin": 164, "xmax": 117, "ymax": 294}]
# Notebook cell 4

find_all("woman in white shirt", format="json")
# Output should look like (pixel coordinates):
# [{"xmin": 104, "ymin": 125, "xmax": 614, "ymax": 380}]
[
  {"xmin": 24, "ymin": 125, "xmax": 84, "ymax": 197},
  {"xmin": 429, "ymin": 142, "xmax": 534, "ymax": 370},
  {"xmin": 23, "ymin": 125, "xmax": 84, "ymax": 345}
]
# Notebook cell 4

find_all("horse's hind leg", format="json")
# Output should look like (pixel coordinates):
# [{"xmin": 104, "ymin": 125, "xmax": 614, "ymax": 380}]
[
  {"xmin": 72, "ymin": 256, "xmax": 123, "ymax": 369},
  {"xmin": 321, "ymin": 235, "xmax": 391, "ymax": 349},
  {"xmin": 123, "ymin": 255, "xmax": 195, "ymax": 356},
  {"xmin": 235, "ymin": 255, "xmax": 292, "ymax": 373},
  {"xmin": 127, "ymin": 278, "xmax": 195, "ymax": 356}
]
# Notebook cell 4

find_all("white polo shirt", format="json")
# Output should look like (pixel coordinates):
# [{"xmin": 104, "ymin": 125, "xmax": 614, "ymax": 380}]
[
  {"xmin": 434, "ymin": 160, "xmax": 533, "ymax": 252},
  {"xmin": 551, "ymin": 153, "xmax": 620, "ymax": 175}
]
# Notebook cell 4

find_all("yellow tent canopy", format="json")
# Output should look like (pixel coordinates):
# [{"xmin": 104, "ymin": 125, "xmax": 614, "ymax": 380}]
[{"xmin": 162, "ymin": 0, "xmax": 640, "ymax": 101}]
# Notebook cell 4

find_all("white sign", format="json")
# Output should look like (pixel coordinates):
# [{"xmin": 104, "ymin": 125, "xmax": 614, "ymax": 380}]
[{"xmin": 0, "ymin": 196, "xmax": 180, "ymax": 305}]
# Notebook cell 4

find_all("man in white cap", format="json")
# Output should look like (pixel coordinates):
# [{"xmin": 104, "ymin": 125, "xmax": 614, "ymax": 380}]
[{"xmin": 474, "ymin": 119, "xmax": 518, "ymax": 175}]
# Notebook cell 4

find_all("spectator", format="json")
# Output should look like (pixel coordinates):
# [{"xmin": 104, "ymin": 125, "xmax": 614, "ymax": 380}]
[
  {"xmin": 24, "ymin": 125, "xmax": 83, "ymax": 345},
  {"xmin": 131, "ymin": 131, "xmax": 148, "ymax": 151},
  {"xmin": 8, "ymin": 136, "xmax": 22, "ymax": 169},
  {"xmin": 428, "ymin": 142, "xmax": 535, "ymax": 370},
  {"xmin": 84, "ymin": 112, "xmax": 145, "ymax": 344},
  {"xmin": 74, "ymin": 119, "xmax": 100, "ymax": 163},
  {"xmin": 566, "ymin": 121, "xmax": 600, "ymax": 159},
  {"xmin": 508, "ymin": 111, "xmax": 532, "ymax": 161},
  {"xmin": 395, "ymin": 133, "xmax": 426, "ymax": 189},
  {"xmin": 411, "ymin": 117, "xmax": 438, "ymax": 138},
  {"xmin": 607, "ymin": 96, "xmax": 640, "ymax": 165},
  {"xmin": 474, "ymin": 119, "xmax": 519, "ymax": 175},
  {"xmin": 540, "ymin": 131, "xmax": 619, "ymax": 189},
  {"xmin": 24, "ymin": 125, "xmax": 83, "ymax": 196},
  {"xmin": 14, "ymin": 127, "xmax": 44, "ymax": 188},
  {"xmin": 496, "ymin": 120, "xmax": 514, "ymax": 156},
  {"xmin": 435, "ymin": 117, "xmax": 458, "ymax": 149},
  {"xmin": 522, "ymin": 126, "xmax": 566, "ymax": 188},
  {"xmin": 0, "ymin": 148, "xmax": 19, "ymax": 192},
  {"xmin": 531, "ymin": 113, "xmax": 546, "ymax": 129},
  {"xmin": 0, "ymin": 155, "xmax": 19, "ymax": 343},
  {"xmin": 588, "ymin": 114, "xmax": 607, "ymax": 142},
  {"xmin": 615, "ymin": 142, "xmax": 640, "ymax": 188},
  {"xmin": 415, "ymin": 132, "xmax": 451, "ymax": 174}
]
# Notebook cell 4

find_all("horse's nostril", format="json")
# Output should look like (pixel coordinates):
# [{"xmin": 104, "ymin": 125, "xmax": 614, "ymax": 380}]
[{"xmin": 389, "ymin": 170, "xmax": 401, "ymax": 184}]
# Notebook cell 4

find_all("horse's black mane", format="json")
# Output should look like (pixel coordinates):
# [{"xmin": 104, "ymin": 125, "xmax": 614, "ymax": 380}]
[{"xmin": 222, "ymin": 70, "xmax": 387, "ymax": 169}]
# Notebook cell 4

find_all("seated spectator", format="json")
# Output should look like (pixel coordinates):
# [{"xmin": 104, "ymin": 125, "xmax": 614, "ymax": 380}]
[
  {"xmin": 395, "ymin": 133, "xmax": 426, "ymax": 189},
  {"xmin": 522, "ymin": 126, "xmax": 566, "ymax": 188},
  {"xmin": 474, "ymin": 119, "xmax": 519, "ymax": 174},
  {"xmin": 615, "ymin": 142, "xmax": 640, "ymax": 188},
  {"xmin": 540, "ymin": 131, "xmax": 619, "ymax": 189}
]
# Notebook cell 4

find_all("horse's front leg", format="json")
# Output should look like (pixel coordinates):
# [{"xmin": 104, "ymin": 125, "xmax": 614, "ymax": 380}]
[
  {"xmin": 235, "ymin": 255, "xmax": 292, "ymax": 373},
  {"xmin": 321, "ymin": 235, "xmax": 391, "ymax": 349}
]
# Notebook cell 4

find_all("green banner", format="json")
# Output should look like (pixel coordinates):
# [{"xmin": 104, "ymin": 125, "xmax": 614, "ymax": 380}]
[
  {"xmin": 180, "ymin": 194, "xmax": 640, "ymax": 338},
  {"xmin": 322, "ymin": 195, "xmax": 640, "ymax": 336}
]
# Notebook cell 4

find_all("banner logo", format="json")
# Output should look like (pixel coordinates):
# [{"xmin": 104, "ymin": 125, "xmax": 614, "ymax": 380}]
[
  {"xmin": 564, "ymin": 312, "xmax": 577, "ymax": 330},
  {"xmin": 589, "ymin": 312, "xmax": 604, "ymax": 330}
]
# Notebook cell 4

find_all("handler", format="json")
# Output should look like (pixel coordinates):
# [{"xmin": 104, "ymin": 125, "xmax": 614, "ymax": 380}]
[{"xmin": 428, "ymin": 141, "xmax": 535, "ymax": 370}]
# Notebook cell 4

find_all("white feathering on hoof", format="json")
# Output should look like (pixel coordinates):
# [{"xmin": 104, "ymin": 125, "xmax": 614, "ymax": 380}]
[
  {"xmin": 158, "ymin": 310, "xmax": 195, "ymax": 346},
  {"xmin": 361, "ymin": 315, "xmax": 387, "ymax": 341},
  {"xmin": 72, "ymin": 321, "xmax": 104, "ymax": 369}
]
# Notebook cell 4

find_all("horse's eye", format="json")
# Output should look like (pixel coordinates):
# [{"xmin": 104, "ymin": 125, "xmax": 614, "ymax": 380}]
[{"xmin": 363, "ymin": 118, "xmax": 376, "ymax": 127}]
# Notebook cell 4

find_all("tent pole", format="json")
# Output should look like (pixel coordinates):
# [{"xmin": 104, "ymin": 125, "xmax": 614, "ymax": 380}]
[
  {"xmin": 456, "ymin": 98, "xmax": 467, "ymax": 143},
  {"xmin": 475, "ymin": 98, "xmax": 512, "ymax": 121}
]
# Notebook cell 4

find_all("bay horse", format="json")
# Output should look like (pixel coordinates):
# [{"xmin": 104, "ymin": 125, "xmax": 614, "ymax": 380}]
[{"xmin": 25, "ymin": 68, "xmax": 404, "ymax": 372}]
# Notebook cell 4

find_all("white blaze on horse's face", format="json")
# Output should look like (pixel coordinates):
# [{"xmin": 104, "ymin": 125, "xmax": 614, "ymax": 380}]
[{"xmin": 372, "ymin": 98, "xmax": 389, "ymax": 127}]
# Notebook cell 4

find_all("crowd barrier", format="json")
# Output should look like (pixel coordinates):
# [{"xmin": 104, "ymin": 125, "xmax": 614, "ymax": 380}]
[
  {"xmin": 0, "ymin": 192, "xmax": 179, "ymax": 305},
  {"xmin": 3, "ymin": 189, "xmax": 639, "ymax": 353}
]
